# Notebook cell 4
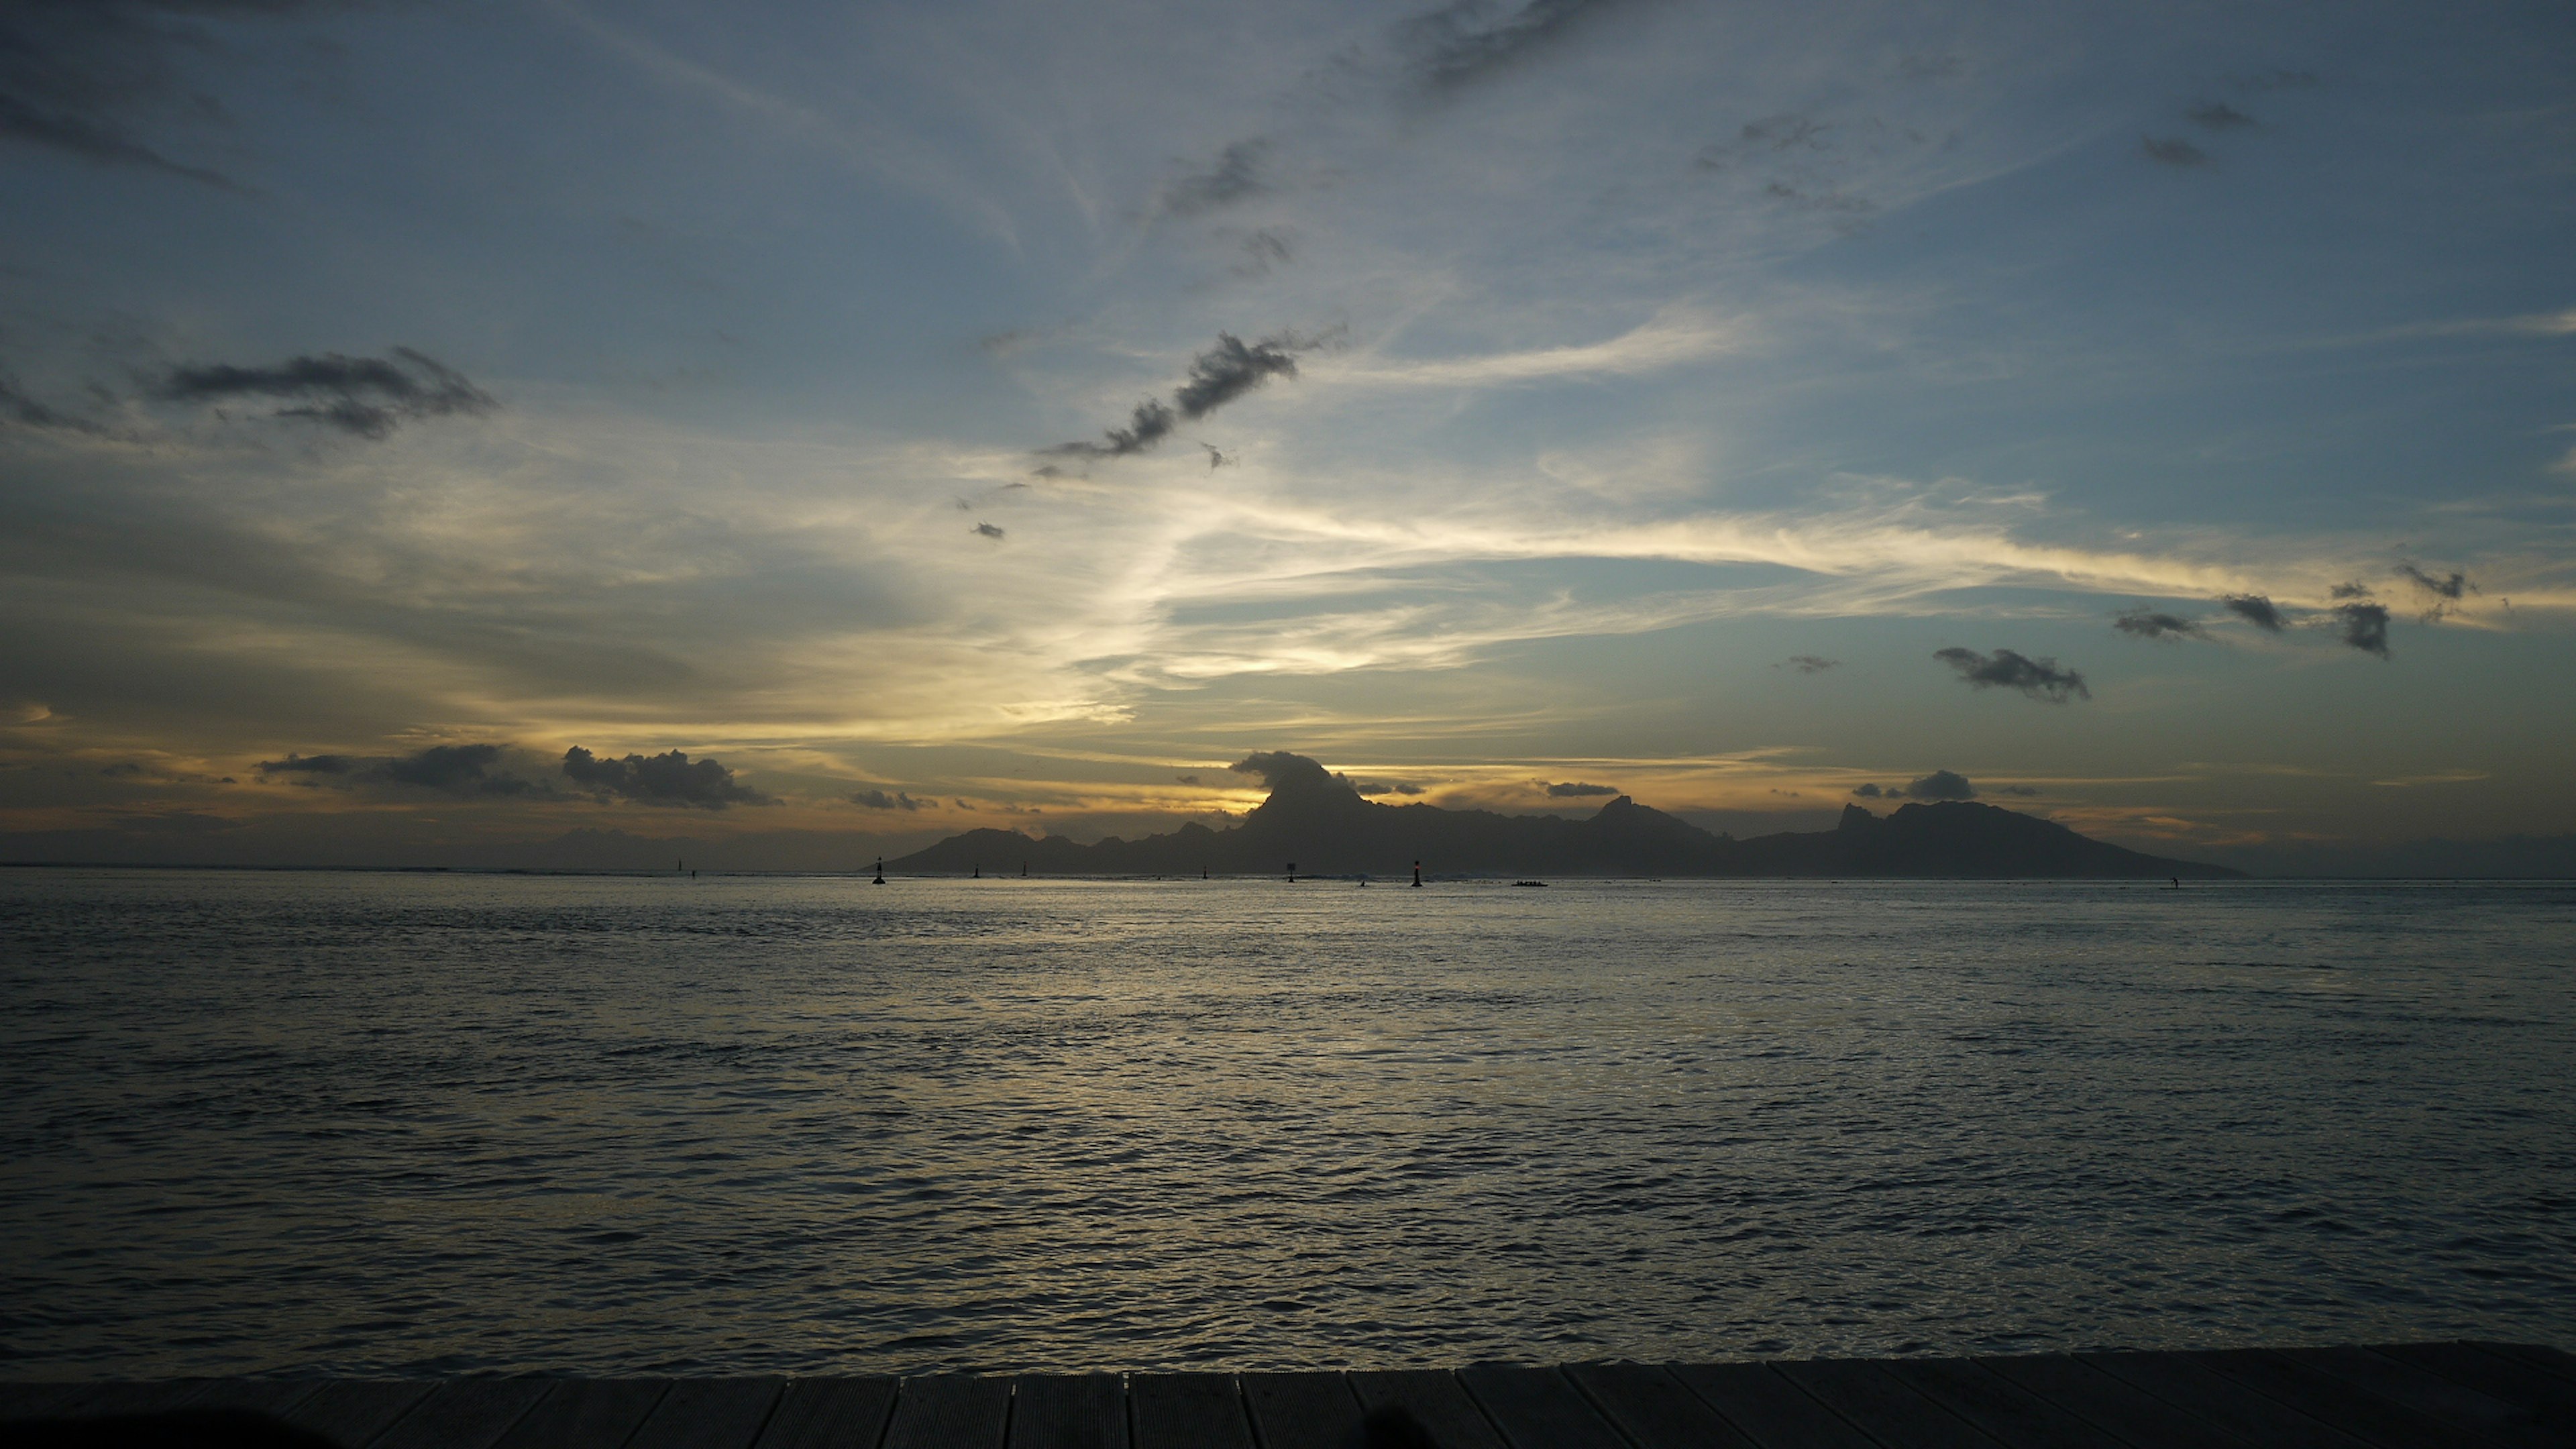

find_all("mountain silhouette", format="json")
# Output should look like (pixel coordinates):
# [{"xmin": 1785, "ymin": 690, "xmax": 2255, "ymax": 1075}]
[{"xmin": 887, "ymin": 751, "xmax": 2243, "ymax": 878}]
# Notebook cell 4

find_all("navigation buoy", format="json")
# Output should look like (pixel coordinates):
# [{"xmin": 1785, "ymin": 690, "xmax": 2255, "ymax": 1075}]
[
  {"xmin": 1286, "ymin": 861, "xmax": 1297, "ymax": 883},
  {"xmin": 873, "ymin": 857, "xmax": 885, "ymax": 885},
  {"xmin": 1411, "ymin": 861, "xmax": 1423, "ymax": 888}
]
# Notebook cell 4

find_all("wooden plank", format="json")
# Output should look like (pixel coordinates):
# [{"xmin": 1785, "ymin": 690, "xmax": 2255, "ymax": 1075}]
[
  {"xmin": 1876, "ymin": 1360, "xmax": 2126, "ymax": 1449},
  {"xmin": 1130, "ymin": 1372, "xmax": 1251, "ymax": 1449},
  {"xmin": 2373, "ymin": 1342, "xmax": 2576, "ymax": 1435},
  {"xmin": 2192, "ymin": 1348, "xmax": 2491, "ymax": 1449},
  {"xmin": 1665, "ymin": 1362, "xmax": 1880, "ymax": 1449},
  {"xmin": 1349, "ymin": 1370, "xmax": 1507, "ymax": 1449},
  {"xmin": 627, "ymin": 1377, "xmax": 788, "ymax": 1449},
  {"xmin": 2077, "ymin": 1352, "xmax": 2367, "ymax": 1449},
  {"xmin": 882, "ymin": 1375, "xmax": 1011, "ymax": 1449},
  {"xmin": 1979, "ymin": 1354, "xmax": 2257, "ymax": 1448},
  {"xmin": 1240, "ymin": 1371, "xmax": 1363, "ymax": 1449},
  {"xmin": 1564, "ymin": 1362, "xmax": 1760, "ymax": 1449},
  {"xmin": 1455, "ymin": 1365, "xmax": 1627, "ymax": 1449},
  {"xmin": 191, "ymin": 1380, "xmax": 331, "ymax": 1416},
  {"xmin": 0, "ymin": 1383, "xmax": 96, "ymax": 1419},
  {"xmin": 493, "ymin": 1379, "xmax": 671, "ymax": 1449},
  {"xmin": 2284, "ymin": 1346, "xmax": 2554, "ymax": 1447},
  {"xmin": 282, "ymin": 1381, "xmax": 444, "ymax": 1448},
  {"xmin": 42, "ymin": 1381, "xmax": 213, "ymax": 1417},
  {"xmin": 370, "ymin": 1377, "xmax": 556, "ymax": 1449},
  {"xmin": 757, "ymin": 1378, "xmax": 902, "ymax": 1449},
  {"xmin": 2469, "ymin": 1343, "xmax": 2576, "ymax": 1389},
  {"xmin": 1772, "ymin": 1359, "xmax": 1998, "ymax": 1449},
  {"xmin": 1010, "ymin": 1374, "xmax": 1128, "ymax": 1449}
]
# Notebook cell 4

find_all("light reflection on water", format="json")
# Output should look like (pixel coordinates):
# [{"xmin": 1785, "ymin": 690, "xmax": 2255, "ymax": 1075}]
[{"xmin": 1, "ymin": 869, "xmax": 2570, "ymax": 1375}]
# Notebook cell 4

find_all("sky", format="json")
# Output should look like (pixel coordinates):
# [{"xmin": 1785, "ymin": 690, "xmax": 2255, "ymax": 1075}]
[{"xmin": 2, "ymin": 0, "xmax": 2572, "ymax": 871}]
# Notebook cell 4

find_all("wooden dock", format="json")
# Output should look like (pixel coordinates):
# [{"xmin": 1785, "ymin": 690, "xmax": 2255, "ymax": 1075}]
[{"xmin": 5, "ymin": 1342, "xmax": 2571, "ymax": 1447}]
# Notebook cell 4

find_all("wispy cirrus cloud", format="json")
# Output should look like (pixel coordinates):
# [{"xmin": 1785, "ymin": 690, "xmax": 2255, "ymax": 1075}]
[{"xmin": 1319, "ymin": 308, "xmax": 1744, "ymax": 388}]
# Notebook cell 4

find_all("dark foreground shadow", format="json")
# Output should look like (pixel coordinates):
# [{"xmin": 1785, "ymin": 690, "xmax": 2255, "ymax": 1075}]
[{"xmin": 1, "ymin": 1410, "xmax": 342, "ymax": 1448}]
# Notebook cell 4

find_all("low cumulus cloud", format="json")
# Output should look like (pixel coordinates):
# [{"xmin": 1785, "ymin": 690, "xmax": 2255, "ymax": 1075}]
[
  {"xmin": 1174, "ymin": 773, "xmax": 1201, "ymax": 786},
  {"xmin": 156, "ymin": 347, "xmax": 496, "ymax": 439},
  {"xmin": 1046, "ymin": 331, "xmax": 1324, "ymax": 460},
  {"xmin": 1340, "ymin": 773, "xmax": 1426, "ymax": 796},
  {"xmin": 2332, "ymin": 601, "xmax": 2392, "ymax": 657},
  {"xmin": 2187, "ymin": 102, "xmax": 2257, "ymax": 129},
  {"xmin": 562, "ymin": 746, "xmax": 768, "ymax": 808},
  {"xmin": 1856, "ymin": 770, "xmax": 1980, "ymax": 801},
  {"xmin": 2222, "ymin": 593, "xmax": 2286, "ymax": 631},
  {"xmin": 1778, "ymin": 654, "xmax": 1841, "ymax": 673},
  {"xmin": 1935, "ymin": 647, "xmax": 2090, "ymax": 702},
  {"xmin": 851, "ymin": 788, "xmax": 929, "ymax": 811},
  {"xmin": 1545, "ymin": 781, "xmax": 1620, "ymax": 798},
  {"xmin": 1902, "ymin": 769, "xmax": 1977, "ymax": 801},
  {"xmin": 971, "ymin": 522, "xmax": 1005, "ymax": 540},
  {"xmin": 1228, "ymin": 750, "xmax": 1339, "ymax": 792},
  {"xmin": 2113, "ymin": 608, "xmax": 2206, "ymax": 641}
]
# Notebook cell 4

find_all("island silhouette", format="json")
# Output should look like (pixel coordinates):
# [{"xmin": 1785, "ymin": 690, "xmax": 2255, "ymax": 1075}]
[{"xmin": 888, "ymin": 751, "xmax": 2243, "ymax": 878}]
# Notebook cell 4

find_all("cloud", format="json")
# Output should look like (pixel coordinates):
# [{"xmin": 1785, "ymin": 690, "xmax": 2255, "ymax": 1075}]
[
  {"xmin": 1174, "ymin": 773, "xmax": 1201, "ymax": 786},
  {"xmin": 2113, "ymin": 608, "xmax": 2205, "ymax": 641},
  {"xmin": 2187, "ymin": 103, "xmax": 2257, "ymax": 129},
  {"xmin": 1851, "ymin": 783, "xmax": 1882, "ymax": 798},
  {"xmin": 1048, "ymin": 332, "xmax": 1320, "ymax": 459},
  {"xmin": 1544, "ymin": 780, "xmax": 1619, "ymax": 797},
  {"xmin": 2142, "ymin": 137, "xmax": 2210, "ymax": 167},
  {"xmin": 1779, "ymin": 655, "xmax": 1841, "ymax": 673},
  {"xmin": 1173, "ymin": 333, "xmax": 1309, "ymax": 419},
  {"xmin": 256, "ymin": 752, "xmax": 356, "ymax": 775},
  {"xmin": 2396, "ymin": 565, "xmax": 2469, "ymax": 600},
  {"xmin": 1228, "ymin": 750, "xmax": 1337, "ymax": 791},
  {"xmin": 2222, "ymin": 593, "xmax": 2286, "ymax": 631},
  {"xmin": 561, "ymin": 746, "xmax": 769, "ymax": 808},
  {"xmin": 1326, "ymin": 308, "xmax": 1735, "ymax": 388},
  {"xmin": 1935, "ymin": 647, "xmax": 2090, "ymax": 702},
  {"xmin": 1163, "ymin": 138, "xmax": 1269, "ymax": 215},
  {"xmin": 1403, "ymin": 0, "xmax": 1635, "ymax": 90},
  {"xmin": 2329, "ymin": 580, "xmax": 2371, "ymax": 599},
  {"xmin": 851, "ymin": 788, "xmax": 928, "ymax": 810},
  {"xmin": 156, "ymin": 347, "xmax": 496, "ymax": 438},
  {"xmin": 0, "ymin": 374, "xmax": 105, "ymax": 434},
  {"xmin": 1998, "ymin": 785, "xmax": 2042, "ymax": 797},
  {"xmin": 256, "ymin": 744, "xmax": 535, "ymax": 796},
  {"xmin": 972, "ymin": 522, "xmax": 1006, "ymax": 540},
  {"xmin": 374, "ymin": 743, "xmax": 535, "ymax": 796},
  {"xmin": 1342, "ymin": 773, "xmax": 1427, "ymax": 796},
  {"xmin": 2332, "ymin": 601, "xmax": 2392, "ymax": 657},
  {"xmin": 1201, "ymin": 443, "xmax": 1234, "ymax": 470},
  {"xmin": 0, "ymin": 1, "xmax": 321, "ymax": 189},
  {"xmin": 1902, "ymin": 769, "xmax": 1976, "ymax": 801},
  {"xmin": 1232, "ymin": 229, "xmax": 1291, "ymax": 278}
]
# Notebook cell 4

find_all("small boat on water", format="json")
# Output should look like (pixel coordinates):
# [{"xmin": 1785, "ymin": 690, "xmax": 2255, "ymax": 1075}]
[{"xmin": 1510, "ymin": 879, "xmax": 1548, "ymax": 888}]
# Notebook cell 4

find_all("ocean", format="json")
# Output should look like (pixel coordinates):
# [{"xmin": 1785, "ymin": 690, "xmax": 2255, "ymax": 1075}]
[{"xmin": 2, "ymin": 869, "xmax": 2569, "ymax": 1377}]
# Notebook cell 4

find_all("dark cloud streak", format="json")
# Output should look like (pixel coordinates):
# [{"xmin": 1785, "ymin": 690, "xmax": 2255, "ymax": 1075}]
[
  {"xmin": 2114, "ymin": 608, "xmax": 2205, "ymax": 641},
  {"xmin": 2332, "ymin": 602, "xmax": 2392, "ymax": 657},
  {"xmin": 1046, "ymin": 331, "xmax": 1320, "ymax": 460},
  {"xmin": 1935, "ymin": 647, "xmax": 2090, "ymax": 702},
  {"xmin": 158, "ymin": 347, "xmax": 495, "ymax": 438},
  {"xmin": 2222, "ymin": 594, "xmax": 2286, "ymax": 631}
]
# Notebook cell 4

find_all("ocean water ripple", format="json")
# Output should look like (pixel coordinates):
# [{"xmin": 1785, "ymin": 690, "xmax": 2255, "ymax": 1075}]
[{"xmin": 1, "ymin": 871, "xmax": 2571, "ymax": 1374}]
